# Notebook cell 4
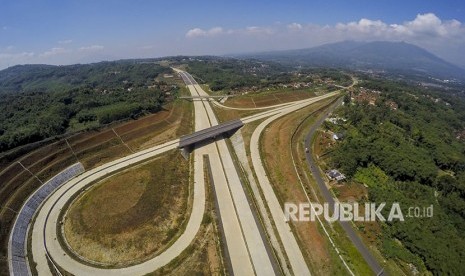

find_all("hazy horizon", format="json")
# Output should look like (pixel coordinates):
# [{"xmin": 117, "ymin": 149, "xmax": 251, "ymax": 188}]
[{"xmin": 1, "ymin": 1, "xmax": 464, "ymax": 69}]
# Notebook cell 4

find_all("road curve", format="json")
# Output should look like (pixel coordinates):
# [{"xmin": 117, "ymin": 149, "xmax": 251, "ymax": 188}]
[{"xmin": 30, "ymin": 139, "xmax": 207, "ymax": 275}]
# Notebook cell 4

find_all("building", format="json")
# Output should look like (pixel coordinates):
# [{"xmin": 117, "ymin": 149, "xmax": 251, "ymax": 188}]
[
  {"xmin": 333, "ymin": 133, "xmax": 344, "ymax": 140},
  {"xmin": 326, "ymin": 117, "xmax": 347, "ymax": 125},
  {"xmin": 327, "ymin": 169, "xmax": 346, "ymax": 181}
]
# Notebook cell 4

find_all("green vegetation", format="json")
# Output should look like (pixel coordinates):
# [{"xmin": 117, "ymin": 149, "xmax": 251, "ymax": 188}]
[
  {"xmin": 0, "ymin": 62, "xmax": 176, "ymax": 152},
  {"xmin": 186, "ymin": 57, "xmax": 283, "ymax": 91},
  {"xmin": 0, "ymin": 61, "xmax": 170, "ymax": 94},
  {"xmin": 329, "ymin": 78, "xmax": 465, "ymax": 275},
  {"xmin": 183, "ymin": 57, "xmax": 352, "ymax": 92}
]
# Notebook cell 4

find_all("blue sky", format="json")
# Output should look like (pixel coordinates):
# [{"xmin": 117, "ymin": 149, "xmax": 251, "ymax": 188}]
[{"xmin": 1, "ymin": 0, "xmax": 464, "ymax": 69}]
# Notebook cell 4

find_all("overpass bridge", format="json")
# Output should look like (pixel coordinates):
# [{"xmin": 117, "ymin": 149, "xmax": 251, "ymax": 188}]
[{"xmin": 179, "ymin": 119, "xmax": 243, "ymax": 158}]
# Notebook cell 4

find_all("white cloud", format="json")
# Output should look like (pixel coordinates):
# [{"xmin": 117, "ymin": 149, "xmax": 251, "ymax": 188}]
[
  {"xmin": 186, "ymin": 28, "xmax": 206, "ymax": 38},
  {"xmin": 58, "ymin": 39, "xmax": 73, "ymax": 44},
  {"xmin": 244, "ymin": 26, "xmax": 273, "ymax": 35},
  {"xmin": 405, "ymin": 13, "xmax": 444, "ymax": 35},
  {"xmin": 186, "ymin": 25, "xmax": 274, "ymax": 38},
  {"xmin": 0, "ymin": 52, "xmax": 34, "ymax": 60},
  {"xmin": 39, "ymin": 47, "xmax": 70, "ymax": 58},
  {"xmin": 287, "ymin": 22, "xmax": 303, "ymax": 31},
  {"xmin": 402, "ymin": 13, "xmax": 462, "ymax": 37},
  {"xmin": 336, "ymin": 18, "xmax": 388, "ymax": 35},
  {"xmin": 79, "ymin": 45, "xmax": 104, "ymax": 51},
  {"xmin": 186, "ymin": 27, "xmax": 224, "ymax": 38},
  {"xmin": 182, "ymin": 13, "xmax": 465, "ymax": 66},
  {"xmin": 335, "ymin": 13, "xmax": 464, "ymax": 39},
  {"xmin": 208, "ymin": 27, "xmax": 224, "ymax": 36}
]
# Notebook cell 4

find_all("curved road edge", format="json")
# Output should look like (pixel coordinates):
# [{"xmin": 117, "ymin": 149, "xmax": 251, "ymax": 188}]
[
  {"xmin": 249, "ymin": 92, "xmax": 340, "ymax": 276},
  {"xmin": 31, "ymin": 139, "xmax": 207, "ymax": 275}
]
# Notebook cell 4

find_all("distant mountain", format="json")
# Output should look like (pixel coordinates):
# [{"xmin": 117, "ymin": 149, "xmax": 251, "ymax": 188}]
[{"xmin": 240, "ymin": 41, "xmax": 465, "ymax": 80}]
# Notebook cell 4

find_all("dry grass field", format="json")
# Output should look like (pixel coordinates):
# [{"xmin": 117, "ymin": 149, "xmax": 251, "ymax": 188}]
[
  {"xmin": 213, "ymin": 90, "xmax": 317, "ymax": 123},
  {"xmin": 225, "ymin": 90, "xmax": 316, "ymax": 108},
  {"xmin": 260, "ymin": 98, "xmax": 343, "ymax": 275},
  {"xmin": 63, "ymin": 151, "xmax": 190, "ymax": 266},
  {"xmin": 149, "ymin": 159, "xmax": 225, "ymax": 276}
]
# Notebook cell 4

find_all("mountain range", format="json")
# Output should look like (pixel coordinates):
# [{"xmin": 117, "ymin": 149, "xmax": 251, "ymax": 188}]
[{"xmin": 239, "ymin": 41, "xmax": 465, "ymax": 80}]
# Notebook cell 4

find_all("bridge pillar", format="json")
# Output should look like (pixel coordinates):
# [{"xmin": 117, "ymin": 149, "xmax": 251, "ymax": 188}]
[{"xmin": 180, "ymin": 145, "xmax": 192, "ymax": 160}]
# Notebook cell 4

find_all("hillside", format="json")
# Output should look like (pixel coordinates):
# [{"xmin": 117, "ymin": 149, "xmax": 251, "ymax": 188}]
[
  {"xmin": 0, "ymin": 61, "xmax": 170, "ymax": 94},
  {"xmin": 0, "ymin": 61, "xmax": 176, "ymax": 153},
  {"xmin": 241, "ymin": 41, "xmax": 465, "ymax": 80}
]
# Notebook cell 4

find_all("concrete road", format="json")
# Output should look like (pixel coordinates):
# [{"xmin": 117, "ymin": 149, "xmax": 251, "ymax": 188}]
[
  {"xmin": 30, "ymin": 139, "xmax": 210, "ymax": 275},
  {"xmin": 249, "ymin": 92, "xmax": 339, "ymax": 276},
  {"xmin": 183, "ymin": 72, "xmax": 276, "ymax": 275},
  {"xmin": 29, "ymin": 69, "xmax": 276, "ymax": 276},
  {"xmin": 26, "ymin": 68, "xmax": 344, "ymax": 276}
]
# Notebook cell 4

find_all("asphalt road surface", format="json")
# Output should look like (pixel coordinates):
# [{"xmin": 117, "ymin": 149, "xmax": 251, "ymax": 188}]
[{"xmin": 303, "ymin": 98, "xmax": 385, "ymax": 276}]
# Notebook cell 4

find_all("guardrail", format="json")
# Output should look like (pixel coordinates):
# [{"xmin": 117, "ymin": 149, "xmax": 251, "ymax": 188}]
[{"xmin": 9, "ymin": 163, "xmax": 84, "ymax": 276}]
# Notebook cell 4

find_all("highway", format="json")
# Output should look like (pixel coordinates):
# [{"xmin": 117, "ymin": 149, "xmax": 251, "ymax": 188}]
[
  {"xmin": 27, "ymin": 70, "xmax": 278, "ymax": 276},
  {"xmin": 16, "ymin": 68, "xmax": 352, "ymax": 276},
  {"xmin": 177, "ymin": 69, "xmax": 276, "ymax": 275}
]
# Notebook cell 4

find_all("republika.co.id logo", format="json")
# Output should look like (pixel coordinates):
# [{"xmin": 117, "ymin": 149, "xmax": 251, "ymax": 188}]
[{"xmin": 284, "ymin": 202, "xmax": 433, "ymax": 222}]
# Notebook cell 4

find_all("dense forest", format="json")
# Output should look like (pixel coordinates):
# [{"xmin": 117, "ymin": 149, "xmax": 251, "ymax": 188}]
[
  {"xmin": 329, "ymin": 78, "xmax": 465, "ymax": 274},
  {"xmin": 0, "ymin": 62, "xmax": 175, "ymax": 152}
]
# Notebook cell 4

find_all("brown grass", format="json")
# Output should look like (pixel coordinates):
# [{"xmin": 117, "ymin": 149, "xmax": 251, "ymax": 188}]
[
  {"xmin": 148, "ymin": 153, "xmax": 225, "ymax": 276},
  {"xmin": 224, "ymin": 90, "xmax": 316, "ymax": 108},
  {"xmin": 63, "ymin": 151, "xmax": 189, "ymax": 266},
  {"xmin": 212, "ymin": 106, "xmax": 257, "ymax": 123},
  {"xmin": 260, "ymin": 99, "xmax": 339, "ymax": 275}
]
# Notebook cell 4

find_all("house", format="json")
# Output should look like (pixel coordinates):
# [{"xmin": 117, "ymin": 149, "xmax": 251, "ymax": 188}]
[
  {"xmin": 333, "ymin": 133, "xmax": 344, "ymax": 140},
  {"xmin": 327, "ymin": 169, "xmax": 346, "ymax": 181},
  {"xmin": 327, "ymin": 117, "xmax": 347, "ymax": 125}
]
